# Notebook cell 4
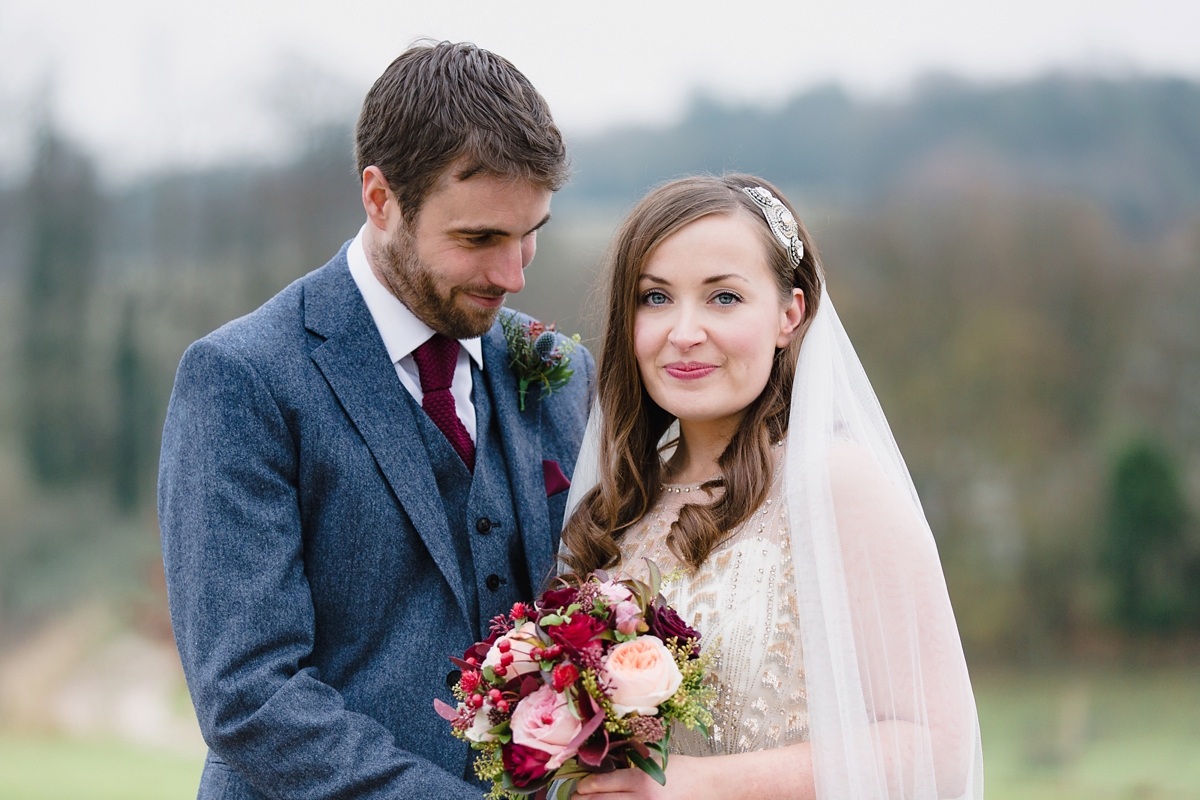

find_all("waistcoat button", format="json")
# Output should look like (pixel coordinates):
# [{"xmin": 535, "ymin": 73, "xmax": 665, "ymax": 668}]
[
  {"xmin": 485, "ymin": 574, "xmax": 502, "ymax": 591},
  {"xmin": 446, "ymin": 669, "xmax": 461, "ymax": 689},
  {"xmin": 475, "ymin": 517, "xmax": 492, "ymax": 534}
]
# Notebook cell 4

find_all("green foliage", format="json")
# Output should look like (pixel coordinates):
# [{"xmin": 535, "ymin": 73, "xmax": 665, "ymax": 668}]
[{"xmin": 1104, "ymin": 440, "xmax": 1195, "ymax": 633}]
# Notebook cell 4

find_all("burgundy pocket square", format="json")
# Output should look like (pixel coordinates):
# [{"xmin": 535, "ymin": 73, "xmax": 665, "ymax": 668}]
[{"xmin": 543, "ymin": 459, "xmax": 571, "ymax": 497}]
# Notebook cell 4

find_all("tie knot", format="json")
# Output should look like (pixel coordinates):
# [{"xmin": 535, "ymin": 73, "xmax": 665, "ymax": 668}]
[{"xmin": 412, "ymin": 333, "xmax": 460, "ymax": 393}]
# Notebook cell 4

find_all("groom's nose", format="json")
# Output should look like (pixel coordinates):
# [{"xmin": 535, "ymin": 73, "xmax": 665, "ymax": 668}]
[{"xmin": 484, "ymin": 240, "xmax": 527, "ymax": 295}]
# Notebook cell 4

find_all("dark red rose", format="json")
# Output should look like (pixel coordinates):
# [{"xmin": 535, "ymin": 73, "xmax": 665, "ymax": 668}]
[
  {"xmin": 502, "ymin": 742, "xmax": 551, "ymax": 787},
  {"xmin": 546, "ymin": 613, "xmax": 607, "ymax": 653},
  {"xmin": 461, "ymin": 631, "xmax": 499, "ymax": 665},
  {"xmin": 538, "ymin": 586, "xmax": 579, "ymax": 612},
  {"xmin": 646, "ymin": 603, "xmax": 701, "ymax": 656}
]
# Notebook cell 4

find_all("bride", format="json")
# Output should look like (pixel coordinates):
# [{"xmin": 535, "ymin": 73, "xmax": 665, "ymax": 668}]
[{"xmin": 559, "ymin": 175, "xmax": 983, "ymax": 799}]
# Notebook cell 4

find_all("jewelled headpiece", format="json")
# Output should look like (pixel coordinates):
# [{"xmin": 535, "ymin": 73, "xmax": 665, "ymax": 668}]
[{"xmin": 743, "ymin": 186, "xmax": 804, "ymax": 269}]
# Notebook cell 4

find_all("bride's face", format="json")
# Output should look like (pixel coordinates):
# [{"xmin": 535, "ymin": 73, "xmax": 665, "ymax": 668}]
[{"xmin": 634, "ymin": 213, "xmax": 804, "ymax": 428}]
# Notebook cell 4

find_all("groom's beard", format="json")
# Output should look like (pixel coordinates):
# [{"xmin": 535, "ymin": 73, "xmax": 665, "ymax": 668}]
[{"xmin": 375, "ymin": 227, "xmax": 504, "ymax": 340}]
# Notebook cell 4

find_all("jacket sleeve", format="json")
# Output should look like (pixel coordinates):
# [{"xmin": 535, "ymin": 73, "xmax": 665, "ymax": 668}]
[{"xmin": 158, "ymin": 337, "xmax": 481, "ymax": 800}]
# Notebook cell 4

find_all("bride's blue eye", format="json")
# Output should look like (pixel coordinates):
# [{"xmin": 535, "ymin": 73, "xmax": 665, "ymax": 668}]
[
  {"xmin": 712, "ymin": 291, "xmax": 741, "ymax": 306},
  {"xmin": 642, "ymin": 290, "xmax": 669, "ymax": 306}
]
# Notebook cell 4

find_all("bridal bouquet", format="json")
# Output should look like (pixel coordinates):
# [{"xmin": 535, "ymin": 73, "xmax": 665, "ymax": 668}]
[{"xmin": 434, "ymin": 562, "xmax": 713, "ymax": 800}]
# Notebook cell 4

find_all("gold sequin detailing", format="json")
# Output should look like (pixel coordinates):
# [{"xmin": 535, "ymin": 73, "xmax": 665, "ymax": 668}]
[{"xmin": 616, "ymin": 446, "xmax": 808, "ymax": 757}]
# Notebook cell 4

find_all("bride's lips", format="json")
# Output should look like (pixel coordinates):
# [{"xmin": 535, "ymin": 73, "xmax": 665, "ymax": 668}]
[{"xmin": 664, "ymin": 361, "xmax": 717, "ymax": 380}]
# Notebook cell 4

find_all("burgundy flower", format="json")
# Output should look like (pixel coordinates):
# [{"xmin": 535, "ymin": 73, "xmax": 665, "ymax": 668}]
[
  {"xmin": 646, "ymin": 603, "xmax": 701, "ymax": 656},
  {"xmin": 502, "ymin": 742, "xmax": 552, "ymax": 787},
  {"xmin": 538, "ymin": 586, "xmax": 579, "ymax": 612},
  {"xmin": 462, "ymin": 632, "xmax": 499, "ymax": 666},
  {"xmin": 546, "ymin": 613, "xmax": 607, "ymax": 653}
]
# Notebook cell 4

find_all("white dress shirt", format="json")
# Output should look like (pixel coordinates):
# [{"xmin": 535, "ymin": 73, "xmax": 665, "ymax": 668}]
[{"xmin": 347, "ymin": 225, "xmax": 484, "ymax": 443}]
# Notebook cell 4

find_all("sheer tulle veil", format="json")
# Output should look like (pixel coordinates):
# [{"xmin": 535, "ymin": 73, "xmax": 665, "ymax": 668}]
[{"xmin": 562, "ymin": 284, "xmax": 985, "ymax": 799}]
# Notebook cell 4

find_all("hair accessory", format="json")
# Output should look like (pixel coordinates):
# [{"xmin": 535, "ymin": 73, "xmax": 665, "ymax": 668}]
[{"xmin": 743, "ymin": 186, "xmax": 804, "ymax": 269}]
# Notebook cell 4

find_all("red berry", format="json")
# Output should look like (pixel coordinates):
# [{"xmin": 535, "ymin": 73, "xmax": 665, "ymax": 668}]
[
  {"xmin": 497, "ymin": 639, "xmax": 512, "ymax": 653},
  {"xmin": 489, "ymin": 688, "xmax": 502, "ymax": 702},
  {"xmin": 471, "ymin": 694, "xmax": 484, "ymax": 709},
  {"xmin": 466, "ymin": 657, "xmax": 478, "ymax": 666},
  {"xmin": 500, "ymin": 653, "xmax": 514, "ymax": 667},
  {"xmin": 494, "ymin": 664, "xmax": 507, "ymax": 678},
  {"xmin": 530, "ymin": 647, "xmax": 544, "ymax": 661},
  {"xmin": 497, "ymin": 699, "xmax": 510, "ymax": 713}
]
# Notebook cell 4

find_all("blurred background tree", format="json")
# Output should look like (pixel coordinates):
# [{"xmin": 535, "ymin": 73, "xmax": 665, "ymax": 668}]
[
  {"xmin": 20, "ymin": 130, "xmax": 102, "ymax": 488},
  {"xmin": 1104, "ymin": 440, "xmax": 1196, "ymax": 633}
]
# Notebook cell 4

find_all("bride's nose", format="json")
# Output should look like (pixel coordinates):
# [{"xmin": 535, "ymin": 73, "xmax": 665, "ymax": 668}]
[{"xmin": 667, "ymin": 304, "xmax": 706, "ymax": 351}]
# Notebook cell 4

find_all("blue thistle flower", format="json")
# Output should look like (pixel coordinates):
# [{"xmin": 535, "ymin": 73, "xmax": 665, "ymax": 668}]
[{"xmin": 534, "ymin": 331, "xmax": 558, "ymax": 363}]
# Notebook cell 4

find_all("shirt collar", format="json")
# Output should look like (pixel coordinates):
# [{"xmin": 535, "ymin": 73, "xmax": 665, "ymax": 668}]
[{"xmin": 346, "ymin": 224, "xmax": 484, "ymax": 369}]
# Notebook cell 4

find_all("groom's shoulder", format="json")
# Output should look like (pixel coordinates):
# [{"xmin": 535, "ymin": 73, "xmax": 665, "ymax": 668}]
[{"xmin": 187, "ymin": 241, "xmax": 353, "ymax": 370}]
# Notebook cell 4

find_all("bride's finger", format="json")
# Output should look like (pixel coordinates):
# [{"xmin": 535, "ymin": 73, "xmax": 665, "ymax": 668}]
[{"xmin": 576, "ymin": 769, "xmax": 655, "ymax": 795}]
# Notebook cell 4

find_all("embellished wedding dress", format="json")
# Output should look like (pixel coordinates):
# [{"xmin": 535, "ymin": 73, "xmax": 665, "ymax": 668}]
[{"xmin": 616, "ymin": 447, "xmax": 809, "ymax": 757}]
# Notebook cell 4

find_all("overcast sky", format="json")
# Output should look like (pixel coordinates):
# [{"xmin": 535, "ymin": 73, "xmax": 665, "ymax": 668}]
[{"xmin": 1, "ymin": 0, "xmax": 1198, "ymax": 180}]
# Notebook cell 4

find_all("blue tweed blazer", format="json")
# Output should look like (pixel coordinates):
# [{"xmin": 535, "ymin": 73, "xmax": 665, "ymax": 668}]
[{"xmin": 158, "ymin": 243, "xmax": 593, "ymax": 799}]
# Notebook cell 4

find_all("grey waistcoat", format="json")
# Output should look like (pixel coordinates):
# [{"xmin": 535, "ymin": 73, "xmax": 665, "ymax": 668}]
[{"xmin": 407, "ymin": 362, "xmax": 531, "ymax": 640}]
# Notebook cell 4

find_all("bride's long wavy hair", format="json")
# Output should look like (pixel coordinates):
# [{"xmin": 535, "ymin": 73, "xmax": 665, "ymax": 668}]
[{"xmin": 561, "ymin": 175, "xmax": 823, "ymax": 576}]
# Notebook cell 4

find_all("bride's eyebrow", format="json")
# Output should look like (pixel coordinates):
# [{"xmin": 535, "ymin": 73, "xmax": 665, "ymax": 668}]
[
  {"xmin": 639, "ymin": 273, "xmax": 670, "ymax": 285},
  {"xmin": 702, "ymin": 273, "xmax": 744, "ymax": 284}
]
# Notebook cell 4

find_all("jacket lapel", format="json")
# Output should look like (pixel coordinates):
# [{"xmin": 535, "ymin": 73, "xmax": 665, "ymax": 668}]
[
  {"xmin": 303, "ymin": 256, "xmax": 470, "ymax": 623},
  {"xmin": 482, "ymin": 318, "xmax": 555, "ymax": 589}
]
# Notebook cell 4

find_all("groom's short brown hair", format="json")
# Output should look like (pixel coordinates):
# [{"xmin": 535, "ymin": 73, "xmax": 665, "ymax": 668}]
[{"xmin": 355, "ymin": 41, "xmax": 568, "ymax": 221}]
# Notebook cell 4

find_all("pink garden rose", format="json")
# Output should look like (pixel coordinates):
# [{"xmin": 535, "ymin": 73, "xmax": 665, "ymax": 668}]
[
  {"xmin": 604, "ymin": 635, "xmax": 683, "ymax": 717},
  {"xmin": 613, "ymin": 600, "xmax": 644, "ymax": 636},
  {"xmin": 510, "ymin": 683, "xmax": 583, "ymax": 769},
  {"xmin": 598, "ymin": 580, "xmax": 632, "ymax": 605},
  {"xmin": 482, "ymin": 621, "xmax": 541, "ymax": 678}
]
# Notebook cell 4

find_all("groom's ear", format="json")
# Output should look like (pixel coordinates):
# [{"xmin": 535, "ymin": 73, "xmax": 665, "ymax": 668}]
[{"xmin": 362, "ymin": 166, "xmax": 398, "ymax": 230}]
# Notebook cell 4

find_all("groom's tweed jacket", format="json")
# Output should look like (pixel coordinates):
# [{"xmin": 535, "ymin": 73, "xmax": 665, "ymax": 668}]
[{"xmin": 158, "ymin": 242, "xmax": 593, "ymax": 800}]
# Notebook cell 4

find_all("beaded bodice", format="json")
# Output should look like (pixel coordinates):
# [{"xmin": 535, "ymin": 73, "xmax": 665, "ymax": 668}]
[{"xmin": 617, "ymin": 452, "xmax": 809, "ymax": 756}]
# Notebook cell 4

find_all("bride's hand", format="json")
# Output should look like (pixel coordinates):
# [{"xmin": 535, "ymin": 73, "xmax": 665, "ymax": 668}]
[{"xmin": 574, "ymin": 756, "xmax": 704, "ymax": 799}]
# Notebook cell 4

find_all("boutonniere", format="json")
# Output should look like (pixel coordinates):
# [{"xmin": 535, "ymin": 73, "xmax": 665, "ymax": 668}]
[{"xmin": 501, "ymin": 315, "xmax": 581, "ymax": 411}]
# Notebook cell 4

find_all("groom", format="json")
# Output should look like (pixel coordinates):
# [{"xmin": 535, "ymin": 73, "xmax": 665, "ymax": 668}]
[{"xmin": 158, "ymin": 42, "xmax": 591, "ymax": 799}]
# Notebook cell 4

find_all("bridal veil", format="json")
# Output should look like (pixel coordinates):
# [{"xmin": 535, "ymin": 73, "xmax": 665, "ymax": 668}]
[{"xmin": 563, "ymin": 285, "xmax": 985, "ymax": 799}]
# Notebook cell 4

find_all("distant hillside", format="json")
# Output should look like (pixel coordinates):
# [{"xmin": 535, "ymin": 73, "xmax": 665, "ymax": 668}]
[{"xmin": 560, "ymin": 75, "xmax": 1200, "ymax": 234}]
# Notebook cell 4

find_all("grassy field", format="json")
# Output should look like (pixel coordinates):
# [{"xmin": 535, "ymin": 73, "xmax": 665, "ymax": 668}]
[
  {"xmin": 1, "ymin": 668, "xmax": 1197, "ymax": 799},
  {"xmin": 975, "ymin": 668, "xmax": 1200, "ymax": 800},
  {"xmin": 0, "ymin": 736, "xmax": 202, "ymax": 800}
]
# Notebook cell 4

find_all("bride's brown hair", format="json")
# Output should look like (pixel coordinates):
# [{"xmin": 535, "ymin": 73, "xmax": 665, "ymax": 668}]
[{"xmin": 561, "ymin": 174, "xmax": 823, "ymax": 576}]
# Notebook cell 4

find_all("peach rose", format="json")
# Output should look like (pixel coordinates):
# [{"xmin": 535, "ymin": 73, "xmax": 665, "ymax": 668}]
[
  {"xmin": 604, "ymin": 635, "xmax": 683, "ymax": 717},
  {"xmin": 483, "ymin": 621, "xmax": 541, "ymax": 678},
  {"xmin": 511, "ymin": 684, "xmax": 583, "ymax": 769}
]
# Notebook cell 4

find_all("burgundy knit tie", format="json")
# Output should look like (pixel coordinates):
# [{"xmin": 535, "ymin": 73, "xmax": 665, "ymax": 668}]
[{"xmin": 412, "ymin": 333, "xmax": 475, "ymax": 471}]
